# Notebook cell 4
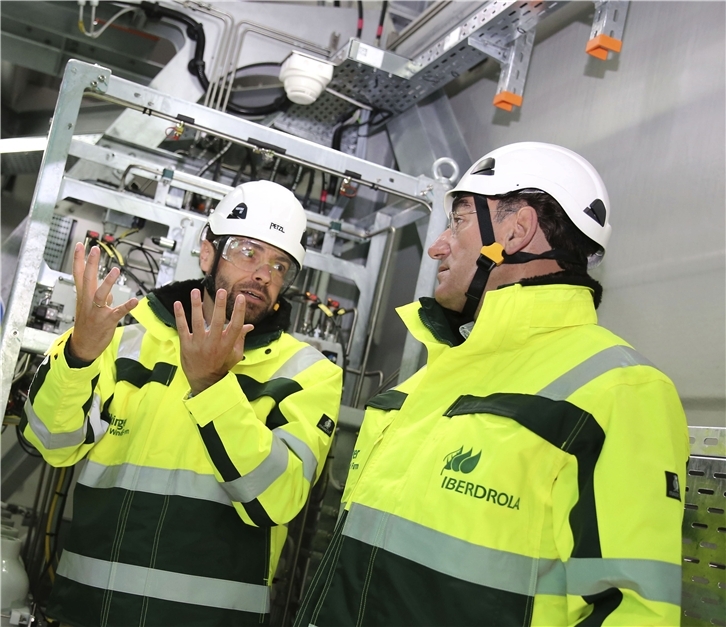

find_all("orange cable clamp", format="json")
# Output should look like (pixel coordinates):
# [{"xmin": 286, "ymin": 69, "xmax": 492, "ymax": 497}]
[
  {"xmin": 586, "ymin": 34, "xmax": 623, "ymax": 60},
  {"xmin": 493, "ymin": 91, "xmax": 523, "ymax": 112}
]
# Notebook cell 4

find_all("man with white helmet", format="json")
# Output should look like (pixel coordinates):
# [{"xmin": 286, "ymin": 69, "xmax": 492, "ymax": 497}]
[
  {"xmin": 22, "ymin": 180, "xmax": 343, "ymax": 626},
  {"xmin": 295, "ymin": 143, "xmax": 689, "ymax": 626}
]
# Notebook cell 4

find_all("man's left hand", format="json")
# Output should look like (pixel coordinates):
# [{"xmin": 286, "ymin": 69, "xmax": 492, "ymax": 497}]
[{"xmin": 174, "ymin": 288, "xmax": 254, "ymax": 396}]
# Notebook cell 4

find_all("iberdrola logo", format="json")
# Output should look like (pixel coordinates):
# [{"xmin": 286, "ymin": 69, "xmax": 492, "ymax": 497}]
[{"xmin": 442, "ymin": 446, "xmax": 481, "ymax": 475}]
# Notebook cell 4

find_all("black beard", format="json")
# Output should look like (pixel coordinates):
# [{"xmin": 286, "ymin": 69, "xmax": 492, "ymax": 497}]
[{"xmin": 204, "ymin": 272, "xmax": 272, "ymax": 324}]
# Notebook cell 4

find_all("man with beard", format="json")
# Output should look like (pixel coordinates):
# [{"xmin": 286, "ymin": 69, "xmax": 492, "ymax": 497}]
[
  {"xmin": 22, "ymin": 180, "xmax": 343, "ymax": 626},
  {"xmin": 294, "ymin": 143, "xmax": 689, "ymax": 627}
]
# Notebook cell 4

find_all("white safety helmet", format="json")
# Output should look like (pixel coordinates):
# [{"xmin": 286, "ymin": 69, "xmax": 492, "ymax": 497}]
[
  {"xmin": 445, "ymin": 142, "xmax": 612, "ymax": 265},
  {"xmin": 207, "ymin": 180, "xmax": 307, "ymax": 269}
]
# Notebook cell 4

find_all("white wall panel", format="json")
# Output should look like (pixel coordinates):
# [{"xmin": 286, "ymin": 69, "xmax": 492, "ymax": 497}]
[{"xmin": 449, "ymin": 1, "xmax": 725, "ymax": 426}]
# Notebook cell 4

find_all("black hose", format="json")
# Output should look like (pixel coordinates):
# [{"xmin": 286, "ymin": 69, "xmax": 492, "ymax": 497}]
[
  {"xmin": 376, "ymin": 1, "xmax": 388, "ymax": 47},
  {"xmin": 138, "ymin": 2, "xmax": 290, "ymax": 117},
  {"xmin": 356, "ymin": 1, "xmax": 364, "ymax": 38}
]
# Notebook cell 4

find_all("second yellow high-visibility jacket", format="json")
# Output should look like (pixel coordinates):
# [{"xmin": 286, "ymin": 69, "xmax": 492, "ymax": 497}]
[
  {"xmin": 296, "ymin": 282, "xmax": 689, "ymax": 627},
  {"xmin": 22, "ymin": 280, "xmax": 343, "ymax": 627}
]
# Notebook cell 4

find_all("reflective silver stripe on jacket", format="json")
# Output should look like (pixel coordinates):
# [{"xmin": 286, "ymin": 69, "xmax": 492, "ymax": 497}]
[
  {"xmin": 344, "ymin": 503, "xmax": 680, "ymax": 604},
  {"xmin": 117, "ymin": 323, "xmax": 145, "ymax": 361},
  {"xmin": 78, "ymin": 460, "xmax": 233, "ymax": 507},
  {"xmin": 537, "ymin": 346, "xmax": 654, "ymax": 401},
  {"xmin": 57, "ymin": 550, "xmax": 270, "ymax": 613},
  {"xmin": 24, "ymin": 399, "xmax": 87, "ymax": 449},
  {"xmin": 565, "ymin": 557, "xmax": 681, "ymax": 605},
  {"xmin": 270, "ymin": 344, "xmax": 325, "ymax": 381},
  {"xmin": 221, "ymin": 428, "xmax": 318, "ymax": 502}
]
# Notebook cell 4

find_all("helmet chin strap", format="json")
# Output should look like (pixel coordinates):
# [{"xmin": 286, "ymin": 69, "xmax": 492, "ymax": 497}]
[
  {"xmin": 461, "ymin": 195, "xmax": 503, "ymax": 320},
  {"xmin": 203, "ymin": 235, "xmax": 228, "ymax": 300},
  {"xmin": 460, "ymin": 195, "xmax": 585, "ymax": 320}
]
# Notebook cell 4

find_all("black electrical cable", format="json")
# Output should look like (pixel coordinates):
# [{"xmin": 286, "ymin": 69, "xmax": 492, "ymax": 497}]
[
  {"xmin": 112, "ymin": 261, "xmax": 151, "ymax": 294},
  {"xmin": 16, "ymin": 424, "xmax": 42, "ymax": 457},
  {"xmin": 302, "ymin": 168, "xmax": 315, "ymax": 209},
  {"xmin": 356, "ymin": 1, "xmax": 364, "ymax": 38},
  {"xmin": 129, "ymin": 248, "xmax": 159, "ymax": 283},
  {"xmin": 231, "ymin": 148, "xmax": 251, "ymax": 187},
  {"xmin": 135, "ymin": 2, "xmax": 291, "ymax": 117},
  {"xmin": 116, "ymin": 240, "xmax": 160, "ymax": 276},
  {"xmin": 376, "ymin": 1, "xmax": 388, "ymax": 47}
]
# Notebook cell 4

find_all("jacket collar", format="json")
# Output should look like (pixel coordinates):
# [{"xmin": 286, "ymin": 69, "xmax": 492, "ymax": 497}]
[
  {"xmin": 398, "ymin": 282, "xmax": 597, "ymax": 357},
  {"xmin": 133, "ymin": 279, "xmax": 291, "ymax": 350}
]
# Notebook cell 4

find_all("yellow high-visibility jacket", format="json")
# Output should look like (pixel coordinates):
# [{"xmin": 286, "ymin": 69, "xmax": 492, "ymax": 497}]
[
  {"xmin": 297, "ymin": 283, "xmax": 689, "ymax": 627},
  {"xmin": 22, "ymin": 281, "xmax": 343, "ymax": 627}
]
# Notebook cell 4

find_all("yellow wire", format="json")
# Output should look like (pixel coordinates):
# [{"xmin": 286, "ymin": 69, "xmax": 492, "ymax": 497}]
[
  {"xmin": 98, "ymin": 241, "xmax": 124, "ymax": 266},
  {"xmin": 118, "ymin": 228, "xmax": 139, "ymax": 239},
  {"xmin": 111, "ymin": 245, "xmax": 124, "ymax": 266}
]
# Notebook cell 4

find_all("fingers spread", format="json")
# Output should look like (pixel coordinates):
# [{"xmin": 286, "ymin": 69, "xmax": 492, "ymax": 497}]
[
  {"xmin": 72, "ymin": 243, "xmax": 86, "ymax": 293},
  {"xmin": 226, "ymin": 294, "xmax": 247, "ymax": 336},
  {"xmin": 82, "ymin": 246, "xmax": 100, "ymax": 297},
  {"xmin": 189, "ymin": 289, "xmax": 206, "ymax": 335},
  {"xmin": 173, "ymin": 301, "xmax": 190, "ymax": 337},
  {"xmin": 210, "ymin": 289, "xmax": 228, "ymax": 334}
]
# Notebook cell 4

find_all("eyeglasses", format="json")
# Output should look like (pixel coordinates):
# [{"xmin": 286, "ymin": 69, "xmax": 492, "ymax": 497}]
[
  {"xmin": 217, "ymin": 237, "xmax": 298, "ymax": 288},
  {"xmin": 447, "ymin": 210, "xmax": 478, "ymax": 236}
]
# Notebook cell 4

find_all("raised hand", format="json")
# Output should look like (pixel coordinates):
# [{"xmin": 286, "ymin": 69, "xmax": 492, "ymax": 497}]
[
  {"xmin": 174, "ymin": 288, "xmax": 254, "ymax": 396},
  {"xmin": 68, "ymin": 243, "xmax": 139, "ymax": 362}
]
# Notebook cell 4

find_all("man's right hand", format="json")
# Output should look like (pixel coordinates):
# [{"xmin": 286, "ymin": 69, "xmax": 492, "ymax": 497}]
[{"xmin": 68, "ymin": 243, "xmax": 139, "ymax": 363}]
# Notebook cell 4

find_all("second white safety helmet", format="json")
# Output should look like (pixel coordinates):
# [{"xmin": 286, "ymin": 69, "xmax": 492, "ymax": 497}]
[
  {"xmin": 445, "ymin": 142, "xmax": 612, "ymax": 265},
  {"xmin": 207, "ymin": 180, "xmax": 307, "ymax": 268}
]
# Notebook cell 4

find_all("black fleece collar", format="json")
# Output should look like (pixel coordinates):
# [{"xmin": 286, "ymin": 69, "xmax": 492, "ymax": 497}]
[
  {"xmin": 147, "ymin": 279, "xmax": 292, "ymax": 350},
  {"xmin": 419, "ymin": 272, "xmax": 602, "ymax": 345}
]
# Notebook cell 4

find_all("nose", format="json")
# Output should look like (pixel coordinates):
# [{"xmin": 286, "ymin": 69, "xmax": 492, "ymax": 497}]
[
  {"xmin": 251, "ymin": 263, "xmax": 273, "ymax": 285},
  {"xmin": 428, "ymin": 229, "xmax": 451, "ymax": 260}
]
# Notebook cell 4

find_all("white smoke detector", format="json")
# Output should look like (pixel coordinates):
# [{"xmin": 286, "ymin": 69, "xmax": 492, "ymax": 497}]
[{"xmin": 279, "ymin": 52, "xmax": 334, "ymax": 106}]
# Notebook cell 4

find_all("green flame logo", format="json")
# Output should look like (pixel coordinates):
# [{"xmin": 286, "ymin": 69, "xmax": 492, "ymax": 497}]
[{"xmin": 442, "ymin": 446, "xmax": 481, "ymax": 474}]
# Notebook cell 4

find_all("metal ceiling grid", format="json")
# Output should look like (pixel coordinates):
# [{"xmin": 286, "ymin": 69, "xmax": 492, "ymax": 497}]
[{"xmin": 274, "ymin": 1, "xmax": 564, "ymax": 145}]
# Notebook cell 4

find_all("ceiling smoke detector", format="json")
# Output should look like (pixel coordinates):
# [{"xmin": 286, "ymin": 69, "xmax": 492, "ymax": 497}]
[{"xmin": 279, "ymin": 51, "xmax": 334, "ymax": 106}]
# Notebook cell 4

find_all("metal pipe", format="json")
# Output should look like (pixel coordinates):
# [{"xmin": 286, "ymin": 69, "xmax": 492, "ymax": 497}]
[
  {"xmin": 346, "ymin": 367, "xmax": 384, "ymax": 391},
  {"xmin": 118, "ymin": 164, "xmax": 162, "ymax": 190},
  {"xmin": 173, "ymin": 1, "xmax": 235, "ymax": 111},
  {"xmin": 351, "ymin": 225, "xmax": 397, "ymax": 407},
  {"xmin": 386, "ymin": 1, "xmax": 453, "ymax": 52},
  {"xmin": 21, "ymin": 461, "xmax": 47, "ymax": 563},
  {"xmin": 89, "ymin": 91, "xmax": 433, "ymax": 218}
]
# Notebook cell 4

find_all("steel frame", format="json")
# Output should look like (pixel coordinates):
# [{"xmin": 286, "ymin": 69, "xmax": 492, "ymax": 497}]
[{"xmin": 1, "ymin": 59, "xmax": 448, "ymax": 411}]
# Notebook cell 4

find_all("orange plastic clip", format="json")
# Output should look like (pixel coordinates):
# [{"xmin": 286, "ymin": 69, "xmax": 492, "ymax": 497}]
[
  {"xmin": 586, "ymin": 34, "xmax": 623, "ymax": 60},
  {"xmin": 481, "ymin": 243, "xmax": 504, "ymax": 265},
  {"xmin": 492, "ymin": 91, "xmax": 523, "ymax": 112}
]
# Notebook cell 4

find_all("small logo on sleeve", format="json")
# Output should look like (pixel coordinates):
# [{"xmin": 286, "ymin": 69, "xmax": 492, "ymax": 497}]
[
  {"xmin": 317, "ymin": 414, "xmax": 335, "ymax": 436},
  {"xmin": 665, "ymin": 471, "xmax": 681, "ymax": 501}
]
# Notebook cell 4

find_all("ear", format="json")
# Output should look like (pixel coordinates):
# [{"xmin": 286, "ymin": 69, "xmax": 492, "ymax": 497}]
[
  {"xmin": 503, "ymin": 205, "xmax": 539, "ymax": 255},
  {"xmin": 199, "ymin": 239, "xmax": 215, "ymax": 274}
]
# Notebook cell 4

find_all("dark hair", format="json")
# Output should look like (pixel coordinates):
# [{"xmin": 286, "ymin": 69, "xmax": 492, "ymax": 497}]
[{"xmin": 491, "ymin": 189, "xmax": 601, "ymax": 272}]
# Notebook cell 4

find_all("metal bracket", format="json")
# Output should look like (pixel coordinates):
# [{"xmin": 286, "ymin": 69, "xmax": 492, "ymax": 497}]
[
  {"xmin": 495, "ymin": 29, "xmax": 535, "ymax": 112},
  {"xmin": 586, "ymin": 0, "xmax": 630, "ymax": 60}
]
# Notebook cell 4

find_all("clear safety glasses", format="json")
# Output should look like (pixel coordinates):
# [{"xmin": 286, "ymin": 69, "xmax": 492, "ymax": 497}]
[
  {"xmin": 217, "ymin": 237, "xmax": 298, "ymax": 289},
  {"xmin": 446, "ymin": 209, "xmax": 478, "ymax": 236}
]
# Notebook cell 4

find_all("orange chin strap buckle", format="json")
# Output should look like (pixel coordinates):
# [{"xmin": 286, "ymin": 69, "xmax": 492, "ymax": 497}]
[
  {"xmin": 586, "ymin": 34, "xmax": 623, "ymax": 60},
  {"xmin": 481, "ymin": 243, "xmax": 505, "ymax": 266}
]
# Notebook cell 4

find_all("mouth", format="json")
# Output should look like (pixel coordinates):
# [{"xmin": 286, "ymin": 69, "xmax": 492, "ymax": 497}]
[{"xmin": 239, "ymin": 289, "xmax": 266, "ymax": 303}]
